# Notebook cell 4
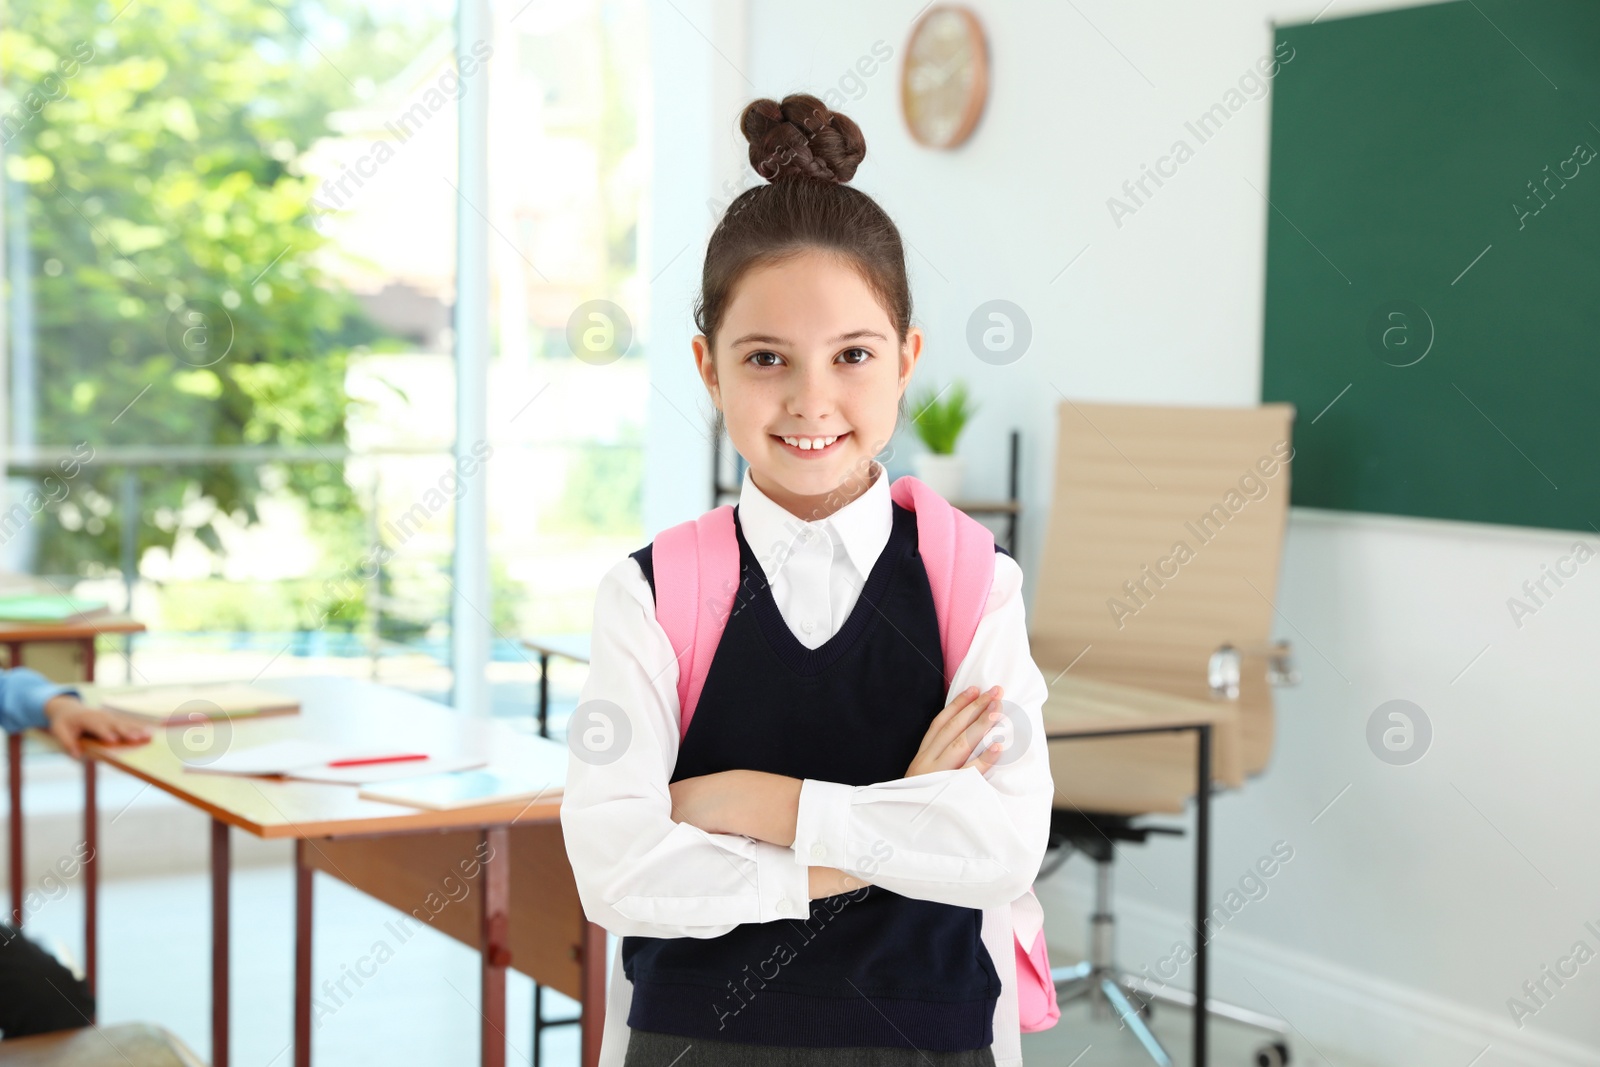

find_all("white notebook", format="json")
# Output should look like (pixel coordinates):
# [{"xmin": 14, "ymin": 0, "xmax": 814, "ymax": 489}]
[
  {"xmin": 182, "ymin": 739, "xmax": 460, "ymax": 779},
  {"xmin": 285, "ymin": 754, "xmax": 487, "ymax": 785},
  {"xmin": 184, "ymin": 738, "xmax": 341, "ymax": 776},
  {"xmin": 359, "ymin": 769, "xmax": 558, "ymax": 811}
]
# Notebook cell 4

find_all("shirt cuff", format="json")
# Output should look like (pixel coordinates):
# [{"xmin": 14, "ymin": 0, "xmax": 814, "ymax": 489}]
[
  {"xmin": 16, "ymin": 682, "xmax": 79, "ymax": 732},
  {"xmin": 791, "ymin": 778, "xmax": 855, "ymax": 871},
  {"xmin": 754, "ymin": 840, "xmax": 811, "ymax": 922}
]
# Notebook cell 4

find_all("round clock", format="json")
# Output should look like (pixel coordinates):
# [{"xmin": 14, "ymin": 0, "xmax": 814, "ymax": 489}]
[{"xmin": 900, "ymin": 5, "xmax": 990, "ymax": 150}]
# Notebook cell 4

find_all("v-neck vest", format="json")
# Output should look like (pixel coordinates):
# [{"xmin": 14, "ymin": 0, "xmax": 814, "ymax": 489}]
[{"xmin": 620, "ymin": 502, "xmax": 1001, "ymax": 1051}]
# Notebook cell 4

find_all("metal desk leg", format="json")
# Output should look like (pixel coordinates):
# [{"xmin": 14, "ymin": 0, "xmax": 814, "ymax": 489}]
[
  {"xmin": 84, "ymin": 760, "xmax": 98, "ymax": 1009},
  {"xmin": 537, "ymin": 652, "xmax": 551, "ymax": 738},
  {"xmin": 1193, "ymin": 724, "xmax": 1212, "ymax": 1067},
  {"xmin": 212, "ymin": 818, "xmax": 231, "ymax": 1067},
  {"xmin": 82, "ymin": 635, "xmax": 101, "ymax": 1009},
  {"xmin": 295, "ymin": 840, "xmax": 313, "ymax": 1067},
  {"xmin": 482, "ymin": 827, "xmax": 510, "ymax": 1067},
  {"xmin": 8, "ymin": 732, "xmax": 21, "ymax": 928},
  {"xmin": 8, "ymin": 636, "xmax": 27, "ymax": 931},
  {"xmin": 580, "ymin": 920, "xmax": 607, "ymax": 1067}
]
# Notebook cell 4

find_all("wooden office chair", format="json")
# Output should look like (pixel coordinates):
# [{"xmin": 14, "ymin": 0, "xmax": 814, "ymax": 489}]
[{"xmin": 1031, "ymin": 399, "xmax": 1298, "ymax": 1067}]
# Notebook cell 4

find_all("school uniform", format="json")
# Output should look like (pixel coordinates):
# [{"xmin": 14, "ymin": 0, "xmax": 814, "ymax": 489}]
[{"xmin": 560, "ymin": 460, "xmax": 1054, "ymax": 1067}]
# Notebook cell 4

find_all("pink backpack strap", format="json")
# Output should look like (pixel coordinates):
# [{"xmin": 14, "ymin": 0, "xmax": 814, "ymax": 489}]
[
  {"xmin": 650, "ymin": 505, "xmax": 740, "ymax": 743},
  {"xmin": 888, "ymin": 475, "xmax": 995, "ymax": 689},
  {"xmin": 892, "ymin": 476, "xmax": 1059, "ymax": 1033}
]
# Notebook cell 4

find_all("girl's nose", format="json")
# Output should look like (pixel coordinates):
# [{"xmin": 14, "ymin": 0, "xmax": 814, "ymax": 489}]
[{"xmin": 787, "ymin": 363, "xmax": 835, "ymax": 421}]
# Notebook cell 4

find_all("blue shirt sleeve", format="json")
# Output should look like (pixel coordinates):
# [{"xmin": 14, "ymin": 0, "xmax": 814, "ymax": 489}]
[{"xmin": 0, "ymin": 667, "xmax": 81, "ymax": 734}]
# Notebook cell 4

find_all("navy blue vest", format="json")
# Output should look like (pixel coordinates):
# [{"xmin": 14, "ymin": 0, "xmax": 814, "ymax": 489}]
[{"xmin": 620, "ymin": 502, "xmax": 1005, "ymax": 1050}]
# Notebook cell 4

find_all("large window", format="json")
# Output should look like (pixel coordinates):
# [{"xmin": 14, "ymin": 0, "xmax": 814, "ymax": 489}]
[{"xmin": 0, "ymin": 0, "xmax": 648, "ymax": 720}]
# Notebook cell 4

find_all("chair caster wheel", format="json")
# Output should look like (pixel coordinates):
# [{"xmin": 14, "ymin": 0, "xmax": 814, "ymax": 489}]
[{"xmin": 1255, "ymin": 1040, "xmax": 1290, "ymax": 1067}]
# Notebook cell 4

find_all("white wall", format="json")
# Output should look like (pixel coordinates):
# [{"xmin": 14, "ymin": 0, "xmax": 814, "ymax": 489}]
[{"xmin": 647, "ymin": 1, "xmax": 1600, "ymax": 1063}]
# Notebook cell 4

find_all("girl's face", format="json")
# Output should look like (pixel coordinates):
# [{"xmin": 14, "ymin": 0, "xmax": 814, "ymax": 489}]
[{"xmin": 694, "ymin": 248, "xmax": 923, "ymax": 520}]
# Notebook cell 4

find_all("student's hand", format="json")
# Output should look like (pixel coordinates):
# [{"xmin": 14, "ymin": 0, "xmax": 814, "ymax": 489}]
[
  {"xmin": 43, "ymin": 695, "xmax": 152, "ymax": 759},
  {"xmin": 905, "ymin": 685, "xmax": 1006, "ymax": 779},
  {"xmin": 808, "ymin": 864, "xmax": 872, "ymax": 900},
  {"xmin": 668, "ymin": 770, "xmax": 803, "ymax": 846},
  {"xmin": 667, "ymin": 772, "xmax": 732, "ymax": 835}
]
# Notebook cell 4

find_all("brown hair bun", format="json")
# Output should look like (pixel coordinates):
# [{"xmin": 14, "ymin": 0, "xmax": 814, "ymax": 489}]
[{"xmin": 740, "ymin": 93, "xmax": 866, "ymax": 184}]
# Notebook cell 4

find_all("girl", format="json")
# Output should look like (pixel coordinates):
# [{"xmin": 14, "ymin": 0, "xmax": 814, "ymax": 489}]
[{"xmin": 560, "ymin": 94, "xmax": 1054, "ymax": 1067}]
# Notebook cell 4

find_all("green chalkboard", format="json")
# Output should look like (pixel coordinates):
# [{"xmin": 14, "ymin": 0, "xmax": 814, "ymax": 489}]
[{"xmin": 1262, "ymin": 0, "xmax": 1600, "ymax": 534}]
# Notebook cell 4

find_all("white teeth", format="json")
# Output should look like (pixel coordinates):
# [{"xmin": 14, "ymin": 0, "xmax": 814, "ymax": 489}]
[{"xmin": 780, "ymin": 435, "xmax": 839, "ymax": 450}]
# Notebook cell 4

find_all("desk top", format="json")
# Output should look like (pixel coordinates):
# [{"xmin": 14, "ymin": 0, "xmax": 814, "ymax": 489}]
[
  {"xmin": 79, "ymin": 675, "xmax": 566, "ymax": 839},
  {"xmin": 1040, "ymin": 671, "xmax": 1242, "ymax": 814},
  {"xmin": 520, "ymin": 632, "xmax": 591, "ymax": 664},
  {"xmin": 0, "ymin": 615, "xmax": 146, "ymax": 641},
  {"xmin": 1041, "ymin": 672, "xmax": 1237, "ymax": 737}
]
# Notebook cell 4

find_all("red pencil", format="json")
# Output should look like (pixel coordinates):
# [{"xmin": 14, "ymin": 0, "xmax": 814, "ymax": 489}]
[{"xmin": 326, "ymin": 753, "xmax": 430, "ymax": 768}]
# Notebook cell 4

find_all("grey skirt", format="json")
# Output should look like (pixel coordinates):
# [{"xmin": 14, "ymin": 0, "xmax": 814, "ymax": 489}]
[{"xmin": 622, "ymin": 1027, "xmax": 997, "ymax": 1067}]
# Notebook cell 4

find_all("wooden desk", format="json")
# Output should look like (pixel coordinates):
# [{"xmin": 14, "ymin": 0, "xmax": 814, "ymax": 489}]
[
  {"xmin": 1041, "ymin": 672, "xmax": 1233, "ymax": 1067},
  {"xmin": 2, "ymin": 613, "xmax": 146, "ymax": 1005},
  {"xmin": 79, "ymin": 676, "xmax": 602, "ymax": 1067}
]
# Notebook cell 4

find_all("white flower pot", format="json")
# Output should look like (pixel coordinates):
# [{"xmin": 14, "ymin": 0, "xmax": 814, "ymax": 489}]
[{"xmin": 913, "ymin": 453, "xmax": 966, "ymax": 501}]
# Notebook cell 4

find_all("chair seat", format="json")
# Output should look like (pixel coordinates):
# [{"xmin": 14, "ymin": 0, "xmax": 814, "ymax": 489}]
[
  {"xmin": 0, "ymin": 1024, "xmax": 207, "ymax": 1067},
  {"xmin": 1048, "ymin": 808, "xmax": 1185, "ymax": 863}
]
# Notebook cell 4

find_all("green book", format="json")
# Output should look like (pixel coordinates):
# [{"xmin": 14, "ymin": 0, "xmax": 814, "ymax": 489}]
[{"xmin": 0, "ymin": 595, "xmax": 108, "ymax": 622}]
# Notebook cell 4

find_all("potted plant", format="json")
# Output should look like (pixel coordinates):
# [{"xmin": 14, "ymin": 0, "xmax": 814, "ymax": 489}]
[{"xmin": 908, "ymin": 380, "xmax": 977, "ymax": 501}]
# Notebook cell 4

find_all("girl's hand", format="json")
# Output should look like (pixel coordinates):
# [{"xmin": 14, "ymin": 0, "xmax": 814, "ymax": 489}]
[
  {"xmin": 668, "ymin": 773, "xmax": 730, "ymax": 835},
  {"xmin": 809, "ymin": 864, "xmax": 872, "ymax": 900},
  {"xmin": 668, "ymin": 770, "xmax": 804, "ymax": 845},
  {"xmin": 43, "ymin": 695, "xmax": 151, "ymax": 759},
  {"xmin": 905, "ymin": 685, "xmax": 1006, "ymax": 779}
]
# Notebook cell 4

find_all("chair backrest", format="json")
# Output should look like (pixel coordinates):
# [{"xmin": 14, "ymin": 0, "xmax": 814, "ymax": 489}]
[{"xmin": 1031, "ymin": 400, "xmax": 1295, "ymax": 812}]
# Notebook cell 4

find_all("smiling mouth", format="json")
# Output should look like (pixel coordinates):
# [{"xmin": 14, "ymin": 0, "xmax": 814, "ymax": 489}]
[{"xmin": 773, "ymin": 431, "xmax": 849, "ymax": 456}]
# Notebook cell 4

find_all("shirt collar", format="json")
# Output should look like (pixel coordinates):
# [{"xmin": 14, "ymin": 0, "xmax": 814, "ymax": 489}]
[{"xmin": 737, "ymin": 460, "xmax": 893, "ymax": 586}]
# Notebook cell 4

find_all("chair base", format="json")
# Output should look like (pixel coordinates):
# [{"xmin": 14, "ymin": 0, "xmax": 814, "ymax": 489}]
[
  {"xmin": 1045, "ymin": 812, "xmax": 1297, "ymax": 1067},
  {"xmin": 1054, "ymin": 960, "xmax": 1172, "ymax": 1066},
  {"xmin": 1051, "ymin": 960, "xmax": 1293, "ymax": 1067}
]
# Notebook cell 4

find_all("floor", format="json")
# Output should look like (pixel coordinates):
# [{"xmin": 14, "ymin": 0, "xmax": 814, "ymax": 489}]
[
  {"xmin": 21, "ymin": 864, "xmax": 1381, "ymax": 1067},
  {"xmin": 1019, "ymin": 991, "xmax": 1379, "ymax": 1067},
  {"xmin": 25, "ymin": 864, "xmax": 565, "ymax": 1066}
]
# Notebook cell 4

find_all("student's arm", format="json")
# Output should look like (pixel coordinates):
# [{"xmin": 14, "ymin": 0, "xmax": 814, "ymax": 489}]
[
  {"xmin": 0, "ymin": 669, "xmax": 152, "ymax": 757},
  {"xmin": 786, "ymin": 553, "xmax": 1054, "ymax": 911},
  {"xmin": 0, "ymin": 667, "xmax": 78, "ymax": 735},
  {"xmin": 559, "ymin": 557, "xmax": 816, "ymax": 939}
]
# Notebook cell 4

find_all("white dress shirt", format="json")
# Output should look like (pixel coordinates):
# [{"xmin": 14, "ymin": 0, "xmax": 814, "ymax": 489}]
[{"xmin": 559, "ymin": 460, "xmax": 1054, "ymax": 1067}]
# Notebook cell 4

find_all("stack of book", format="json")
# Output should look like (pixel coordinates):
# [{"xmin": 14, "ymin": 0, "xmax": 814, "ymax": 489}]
[
  {"xmin": 0, "ymin": 593, "xmax": 109, "ymax": 623},
  {"xmin": 95, "ymin": 682, "xmax": 301, "ymax": 721}
]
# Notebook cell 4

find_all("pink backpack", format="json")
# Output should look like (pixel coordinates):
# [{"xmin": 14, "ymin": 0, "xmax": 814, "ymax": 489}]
[{"xmin": 650, "ymin": 474, "xmax": 1061, "ymax": 1033}]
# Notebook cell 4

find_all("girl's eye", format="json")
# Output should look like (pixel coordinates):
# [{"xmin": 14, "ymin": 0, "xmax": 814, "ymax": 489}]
[{"xmin": 745, "ymin": 348, "xmax": 871, "ymax": 367}]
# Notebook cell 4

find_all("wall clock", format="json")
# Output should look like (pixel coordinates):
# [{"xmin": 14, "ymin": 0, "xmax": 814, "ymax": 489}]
[{"xmin": 901, "ymin": 5, "xmax": 990, "ymax": 149}]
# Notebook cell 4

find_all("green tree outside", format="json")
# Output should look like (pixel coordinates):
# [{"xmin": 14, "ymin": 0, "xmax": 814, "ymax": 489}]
[{"xmin": 1, "ymin": 0, "xmax": 443, "ymax": 609}]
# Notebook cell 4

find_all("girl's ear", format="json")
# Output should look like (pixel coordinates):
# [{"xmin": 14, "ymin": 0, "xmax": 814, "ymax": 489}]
[
  {"xmin": 692, "ymin": 334, "xmax": 721, "ymax": 408},
  {"xmin": 897, "ymin": 326, "xmax": 925, "ymax": 395}
]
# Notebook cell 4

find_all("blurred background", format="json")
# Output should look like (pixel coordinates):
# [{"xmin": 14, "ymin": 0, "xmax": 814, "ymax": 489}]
[{"xmin": 2, "ymin": 0, "xmax": 646, "ymax": 709}]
